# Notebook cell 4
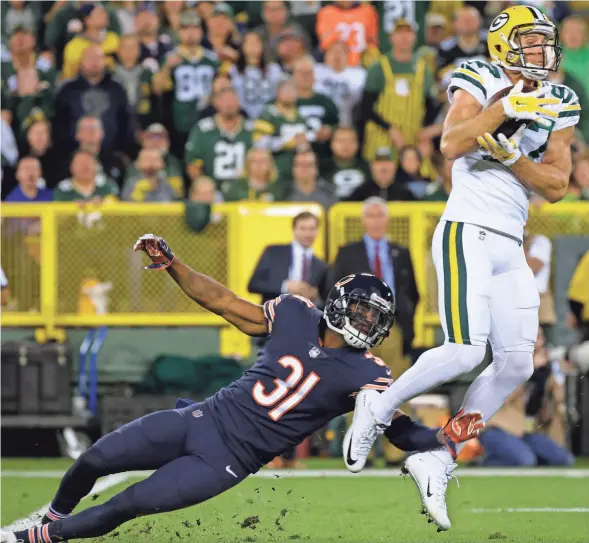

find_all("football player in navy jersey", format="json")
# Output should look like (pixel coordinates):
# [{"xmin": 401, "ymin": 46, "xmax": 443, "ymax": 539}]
[{"xmin": 2, "ymin": 234, "xmax": 484, "ymax": 543}]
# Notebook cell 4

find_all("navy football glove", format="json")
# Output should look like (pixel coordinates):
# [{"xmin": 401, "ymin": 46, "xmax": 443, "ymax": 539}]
[{"xmin": 133, "ymin": 233, "xmax": 176, "ymax": 270}]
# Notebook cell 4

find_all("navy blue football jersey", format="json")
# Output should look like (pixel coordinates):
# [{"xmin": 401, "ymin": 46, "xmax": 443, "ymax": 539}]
[{"xmin": 206, "ymin": 294, "xmax": 393, "ymax": 473}]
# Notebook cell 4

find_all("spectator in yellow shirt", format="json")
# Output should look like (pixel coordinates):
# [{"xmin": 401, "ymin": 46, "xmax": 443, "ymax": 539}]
[{"xmin": 62, "ymin": 4, "xmax": 119, "ymax": 80}]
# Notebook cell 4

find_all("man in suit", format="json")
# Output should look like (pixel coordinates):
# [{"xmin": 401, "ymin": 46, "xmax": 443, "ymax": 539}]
[
  {"xmin": 329, "ymin": 196, "xmax": 419, "ymax": 360},
  {"xmin": 248, "ymin": 211, "xmax": 328, "ymax": 306}
]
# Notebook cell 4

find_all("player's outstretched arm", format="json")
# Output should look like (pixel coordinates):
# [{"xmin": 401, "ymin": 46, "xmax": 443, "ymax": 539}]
[
  {"xmin": 133, "ymin": 234, "xmax": 268, "ymax": 336},
  {"xmin": 509, "ymin": 126, "xmax": 573, "ymax": 203}
]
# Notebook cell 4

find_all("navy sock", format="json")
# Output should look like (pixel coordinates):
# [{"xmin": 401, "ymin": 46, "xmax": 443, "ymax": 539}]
[{"xmin": 385, "ymin": 414, "xmax": 441, "ymax": 452}]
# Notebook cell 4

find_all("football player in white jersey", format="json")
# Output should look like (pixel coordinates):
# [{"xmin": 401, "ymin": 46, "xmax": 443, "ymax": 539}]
[{"xmin": 343, "ymin": 4, "xmax": 580, "ymax": 531}]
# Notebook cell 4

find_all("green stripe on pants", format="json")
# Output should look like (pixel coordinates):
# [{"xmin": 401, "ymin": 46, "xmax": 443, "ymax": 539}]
[{"xmin": 442, "ymin": 222, "xmax": 455, "ymax": 341}]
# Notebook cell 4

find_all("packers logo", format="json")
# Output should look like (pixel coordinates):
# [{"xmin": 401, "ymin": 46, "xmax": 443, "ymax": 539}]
[{"xmin": 490, "ymin": 13, "xmax": 509, "ymax": 32}]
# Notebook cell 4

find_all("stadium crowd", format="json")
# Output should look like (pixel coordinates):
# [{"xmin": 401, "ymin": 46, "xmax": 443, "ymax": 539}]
[{"xmin": 2, "ymin": 0, "xmax": 589, "ymax": 207}]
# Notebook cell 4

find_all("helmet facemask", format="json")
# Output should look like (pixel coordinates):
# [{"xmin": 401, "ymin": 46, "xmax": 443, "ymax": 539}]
[
  {"xmin": 325, "ymin": 292, "xmax": 395, "ymax": 349},
  {"xmin": 497, "ymin": 23, "xmax": 561, "ymax": 80}
]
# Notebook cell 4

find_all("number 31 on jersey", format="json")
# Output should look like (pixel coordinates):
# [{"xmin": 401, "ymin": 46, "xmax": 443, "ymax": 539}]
[{"xmin": 252, "ymin": 356, "xmax": 321, "ymax": 421}]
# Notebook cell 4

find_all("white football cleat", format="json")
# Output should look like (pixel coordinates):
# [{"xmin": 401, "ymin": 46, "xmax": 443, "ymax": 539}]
[
  {"xmin": 402, "ymin": 451, "xmax": 457, "ymax": 531},
  {"xmin": 343, "ymin": 389, "xmax": 388, "ymax": 473},
  {"xmin": 0, "ymin": 531, "xmax": 17, "ymax": 543}
]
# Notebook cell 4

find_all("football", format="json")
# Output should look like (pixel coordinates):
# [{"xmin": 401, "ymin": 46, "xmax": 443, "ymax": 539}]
[{"xmin": 484, "ymin": 84, "xmax": 537, "ymax": 138}]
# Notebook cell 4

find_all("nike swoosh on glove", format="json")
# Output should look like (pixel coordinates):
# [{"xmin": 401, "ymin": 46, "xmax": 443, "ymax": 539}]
[
  {"xmin": 477, "ymin": 123, "xmax": 527, "ymax": 167},
  {"xmin": 501, "ymin": 80, "xmax": 559, "ymax": 129}
]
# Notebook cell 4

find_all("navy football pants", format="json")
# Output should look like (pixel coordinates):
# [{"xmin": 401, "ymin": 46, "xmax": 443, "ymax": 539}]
[{"xmin": 42, "ymin": 403, "xmax": 248, "ymax": 541}]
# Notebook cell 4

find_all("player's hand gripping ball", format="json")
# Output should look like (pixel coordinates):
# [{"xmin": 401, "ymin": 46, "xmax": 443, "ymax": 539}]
[
  {"xmin": 133, "ymin": 234, "xmax": 176, "ymax": 270},
  {"xmin": 477, "ymin": 123, "xmax": 527, "ymax": 167}
]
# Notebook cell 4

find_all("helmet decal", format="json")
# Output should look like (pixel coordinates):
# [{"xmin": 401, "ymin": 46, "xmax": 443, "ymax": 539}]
[{"xmin": 490, "ymin": 13, "xmax": 509, "ymax": 32}]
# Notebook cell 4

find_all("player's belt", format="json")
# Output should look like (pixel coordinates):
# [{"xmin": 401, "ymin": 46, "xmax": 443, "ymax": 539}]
[{"xmin": 473, "ymin": 224, "xmax": 523, "ymax": 246}]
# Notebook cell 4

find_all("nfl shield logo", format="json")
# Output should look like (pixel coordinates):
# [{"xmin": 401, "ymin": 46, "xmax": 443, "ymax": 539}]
[
  {"xmin": 309, "ymin": 347, "xmax": 321, "ymax": 358},
  {"xmin": 192, "ymin": 409, "xmax": 203, "ymax": 418}
]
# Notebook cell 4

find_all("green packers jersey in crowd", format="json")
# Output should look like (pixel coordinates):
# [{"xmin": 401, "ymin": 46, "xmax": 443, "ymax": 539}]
[
  {"xmin": 297, "ymin": 92, "xmax": 339, "ymax": 167},
  {"xmin": 374, "ymin": 0, "xmax": 428, "ymax": 53},
  {"xmin": 253, "ymin": 104, "xmax": 307, "ymax": 182},
  {"xmin": 165, "ymin": 48, "xmax": 219, "ymax": 134},
  {"xmin": 323, "ymin": 157, "xmax": 371, "ymax": 200},
  {"xmin": 53, "ymin": 177, "xmax": 119, "ymax": 202},
  {"xmin": 222, "ymin": 178, "xmax": 286, "ymax": 202},
  {"xmin": 185, "ymin": 115, "xmax": 253, "ymax": 190}
]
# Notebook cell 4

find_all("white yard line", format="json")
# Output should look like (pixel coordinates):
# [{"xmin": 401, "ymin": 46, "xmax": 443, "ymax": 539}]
[
  {"xmin": 3, "ymin": 468, "xmax": 589, "ymax": 479},
  {"xmin": 471, "ymin": 508, "xmax": 589, "ymax": 513},
  {"xmin": 2, "ymin": 472, "xmax": 131, "ymax": 531}
]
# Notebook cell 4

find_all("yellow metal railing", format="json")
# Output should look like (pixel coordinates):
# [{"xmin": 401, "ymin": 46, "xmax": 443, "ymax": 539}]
[
  {"xmin": 2, "ymin": 201, "xmax": 587, "ymax": 352},
  {"xmin": 1, "ymin": 202, "xmax": 325, "ymax": 357}
]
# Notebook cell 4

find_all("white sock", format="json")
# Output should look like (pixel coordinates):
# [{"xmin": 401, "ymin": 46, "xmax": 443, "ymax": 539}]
[{"xmin": 372, "ymin": 342, "xmax": 487, "ymax": 423}]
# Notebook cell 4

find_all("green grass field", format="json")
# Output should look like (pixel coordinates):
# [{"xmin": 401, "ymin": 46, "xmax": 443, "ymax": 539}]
[{"xmin": 2, "ymin": 458, "xmax": 589, "ymax": 543}]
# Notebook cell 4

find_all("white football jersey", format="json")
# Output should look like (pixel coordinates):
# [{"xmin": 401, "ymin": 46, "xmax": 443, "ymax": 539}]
[
  {"xmin": 442, "ymin": 59, "xmax": 581, "ymax": 240},
  {"xmin": 314, "ymin": 64, "xmax": 366, "ymax": 127}
]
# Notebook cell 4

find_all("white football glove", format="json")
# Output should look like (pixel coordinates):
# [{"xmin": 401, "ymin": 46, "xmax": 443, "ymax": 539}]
[
  {"xmin": 477, "ymin": 124, "xmax": 526, "ymax": 167},
  {"xmin": 501, "ymin": 80, "xmax": 559, "ymax": 129}
]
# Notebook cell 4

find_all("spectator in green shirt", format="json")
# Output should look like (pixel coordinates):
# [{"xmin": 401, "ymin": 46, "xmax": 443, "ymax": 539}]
[
  {"xmin": 560, "ymin": 16, "xmax": 589, "ymax": 95},
  {"xmin": 122, "ymin": 148, "xmax": 182, "ymax": 202},
  {"xmin": 54, "ymin": 150, "xmax": 119, "ymax": 202},
  {"xmin": 139, "ymin": 123, "xmax": 185, "ymax": 195},
  {"xmin": 223, "ymin": 147, "xmax": 284, "ymax": 202}
]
